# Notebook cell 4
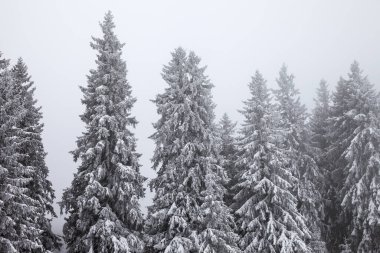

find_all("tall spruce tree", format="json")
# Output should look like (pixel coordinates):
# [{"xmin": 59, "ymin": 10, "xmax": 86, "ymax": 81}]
[
  {"xmin": 145, "ymin": 48, "xmax": 239, "ymax": 253},
  {"xmin": 60, "ymin": 12, "xmax": 146, "ymax": 253},
  {"xmin": 232, "ymin": 70, "xmax": 311, "ymax": 252},
  {"xmin": 327, "ymin": 62, "xmax": 380, "ymax": 252},
  {"xmin": 273, "ymin": 66, "xmax": 326, "ymax": 252},
  {"xmin": 11, "ymin": 58, "xmax": 60, "ymax": 251},
  {"xmin": 0, "ymin": 52, "xmax": 31, "ymax": 252},
  {"xmin": 217, "ymin": 113, "xmax": 237, "ymax": 206},
  {"xmin": 0, "ymin": 53, "xmax": 58, "ymax": 252},
  {"xmin": 310, "ymin": 80, "xmax": 333, "ymax": 251}
]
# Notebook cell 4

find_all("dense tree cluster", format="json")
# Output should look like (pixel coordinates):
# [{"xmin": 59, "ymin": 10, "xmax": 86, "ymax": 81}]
[{"xmin": 1, "ymin": 11, "xmax": 380, "ymax": 253}]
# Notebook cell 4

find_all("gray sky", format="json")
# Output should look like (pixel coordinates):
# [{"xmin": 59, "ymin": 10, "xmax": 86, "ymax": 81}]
[{"xmin": 1, "ymin": 0, "xmax": 380, "ymax": 237}]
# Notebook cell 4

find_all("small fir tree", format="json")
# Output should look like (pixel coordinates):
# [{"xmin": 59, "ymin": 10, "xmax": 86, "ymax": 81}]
[
  {"xmin": 217, "ymin": 113, "xmax": 237, "ymax": 206},
  {"xmin": 310, "ymin": 80, "xmax": 331, "ymax": 153}
]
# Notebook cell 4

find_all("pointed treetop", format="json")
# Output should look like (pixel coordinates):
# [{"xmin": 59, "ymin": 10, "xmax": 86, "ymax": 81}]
[
  {"xmin": 161, "ymin": 47, "xmax": 187, "ymax": 84},
  {"xmin": 187, "ymin": 50, "xmax": 211, "ymax": 89},
  {"xmin": 252, "ymin": 70, "xmax": 265, "ymax": 84},
  {"xmin": 249, "ymin": 70, "xmax": 268, "ymax": 96},
  {"xmin": 188, "ymin": 50, "xmax": 203, "ymax": 69},
  {"xmin": 254, "ymin": 69, "xmax": 264, "ymax": 79},
  {"xmin": 350, "ymin": 60, "xmax": 361, "ymax": 76},
  {"xmin": 167, "ymin": 47, "xmax": 187, "ymax": 65},
  {"xmin": 102, "ymin": 10, "xmax": 115, "ymax": 31},
  {"xmin": 274, "ymin": 64, "xmax": 307, "ymax": 130},
  {"xmin": 314, "ymin": 79, "xmax": 330, "ymax": 107},
  {"xmin": 16, "ymin": 57, "xmax": 25, "ymax": 66},
  {"xmin": 174, "ymin": 46, "xmax": 186, "ymax": 57},
  {"xmin": 90, "ymin": 10, "xmax": 124, "ymax": 54},
  {"xmin": 219, "ymin": 113, "xmax": 237, "ymax": 139},
  {"xmin": 347, "ymin": 61, "xmax": 370, "ymax": 87},
  {"xmin": 241, "ymin": 69, "xmax": 272, "ymax": 130},
  {"xmin": 276, "ymin": 64, "xmax": 298, "ymax": 96},
  {"xmin": 12, "ymin": 58, "xmax": 31, "ymax": 84},
  {"xmin": 319, "ymin": 78, "xmax": 328, "ymax": 88},
  {"xmin": 220, "ymin": 113, "xmax": 233, "ymax": 125}
]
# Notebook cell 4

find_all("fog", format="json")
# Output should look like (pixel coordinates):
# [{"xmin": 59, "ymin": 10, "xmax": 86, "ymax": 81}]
[{"xmin": 1, "ymin": 0, "xmax": 379, "ymax": 237}]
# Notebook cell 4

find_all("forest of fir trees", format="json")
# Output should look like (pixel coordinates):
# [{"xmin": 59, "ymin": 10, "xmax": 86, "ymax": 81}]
[{"xmin": 0, "ymin": 11, "xmax": 380, "ymax": 253}]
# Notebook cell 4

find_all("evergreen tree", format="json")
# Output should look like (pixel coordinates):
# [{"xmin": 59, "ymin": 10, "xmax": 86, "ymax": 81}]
[
  {"xmin": 0, "ymin": 52, "xmax": 27, "ymax": 252},
  {"xmin": 60, "ymin": 12, "xmax": 146, "ymax": 253},
  {"xmin": 11, "ymin": 58, "xmax": 60, "ymax": 251},
  {"xmin": 328, "ymin": 62, "xmax": 380, "ymax": 252},
  {"xmin": 217, "ymin": 113, "xmax": 237, "ymax": 180},
  {"xmin": 325, "ymin": 70, "xmax": 356, "ymax": 252},
  {"xmin": 199, "ymin": 167, "xmax": 240, "ymax": 253},
  {"xmin": 0, "ymin": 53, "xmax": 59, "ymax": 252},
  {"xmin": 0, "ymin": 54, "xmax": 43, "ymax": 252},
  {"xmin": 310, "ymin": 80, "xmax": 331, "ymax": 153},
  {"xmin": 310, "ymin": 80, "xmax": 334, "ymax": 251},
  {"xmin": 145, "ymin": 48, "xmax": 239, "ymax": 253},
  {"xmin": 217, "ymin": 113, "xmax": 237, "ymax": 206},
  {"xmin": 273, "ymin": 66, "xmax": 326, "ymax": 252},
  {"xmin": 232, "ymin": 70, "xmax": 311, "ymax": 252}
]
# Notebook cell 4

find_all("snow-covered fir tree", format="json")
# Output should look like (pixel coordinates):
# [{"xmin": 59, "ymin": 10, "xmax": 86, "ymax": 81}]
[
  {"xmin": 145, "ymin": 48, "xmax": 239, "ymax": 253},
  {"xmin": 273, "ymin": 66, "xmax": 326, "ymax": 252},
  {"xmin": 60, "ymin": 12, "xmax": 146, "ymax": 253},
  {"xmin": 325, "ymin": 64, "xmax": 364, "ymax": 252},
  {"xmin": 199, "ymin": 166, "xmax": 241, "ymax": 253},
  {"xmin": 0, "ymin": 53, "xmax": 33, "ymax": 252},
  {"xmin": 310, "ymin": 80, "xmax": 331, "ymax": 154},
  {"xmin": 217, "ymin": 113, "xmax": 237, "ymax": 180},
  {"xmin": 232, "ymin": 70, "xmax": 311, "ymax": 252},
  {"xmin": 0, "ymin": 53, "xmax": 59, "ymax": 252},
  {"xmin": 310, "ymin": 80, "xmax": 335, "ymax": 251},
  {"xmin": 217, "ymin": 113, "xmax": 237, "ymax": 207},
  {"xmin": 327, "ymin": 62, "xmax": 380, "ymax": 252},
  {"xmin": 11, "ymin": 58, "xmax": 60, "ymax": 251}
]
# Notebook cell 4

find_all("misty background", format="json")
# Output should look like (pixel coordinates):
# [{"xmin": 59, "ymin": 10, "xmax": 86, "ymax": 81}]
[{"xmin": 0, "ymin": 0, "xmax": 379, "ymax": 237}]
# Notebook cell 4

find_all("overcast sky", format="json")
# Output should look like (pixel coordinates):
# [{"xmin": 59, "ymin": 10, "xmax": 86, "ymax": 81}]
[{"xmin": 1, "ymin": 0, "xmax": 380, "ymax": 237}]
